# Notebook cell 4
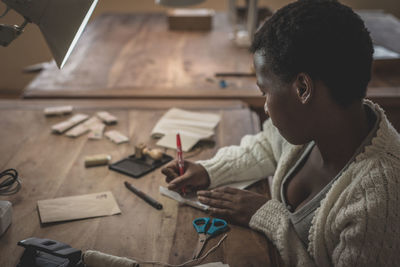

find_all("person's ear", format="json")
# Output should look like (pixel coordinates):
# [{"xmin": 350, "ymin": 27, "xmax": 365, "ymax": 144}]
[{"xmin": 294, "ymin": 73, "xmax": 313, "ymax": 104}]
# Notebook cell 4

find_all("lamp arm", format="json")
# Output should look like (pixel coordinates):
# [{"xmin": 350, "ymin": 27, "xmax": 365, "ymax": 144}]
[
  {"xmin": 17, "ymin": 18, "xmax": 28, "ymax": 30},
  {"xmin": 0, "ymin": 4, "xmax": 10, "ymax": 18},
  {"xmin": 0, "ymin": 18, "xmax": 28, "ymax": 46}
]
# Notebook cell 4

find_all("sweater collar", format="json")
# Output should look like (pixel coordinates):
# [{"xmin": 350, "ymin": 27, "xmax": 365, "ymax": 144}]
[{"xmin": 355, "ymin": 99, "xmax": 400, "ymax": 162}]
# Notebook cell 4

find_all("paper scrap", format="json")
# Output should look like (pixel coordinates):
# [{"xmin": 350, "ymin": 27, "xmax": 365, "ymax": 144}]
[
  {"xmin": 159, "ymin": 178, "xmax": 264, "ymax": 211},
  {"xmin": 44, "ymin": 106, "xmax": 73, "ymax": 116},
  {"xmin": 105, "ymin": 130, "xmax": 129, "ymax": 144},
  {"xmin": 66, "ymin": 116, "xmax": 103, "ymax": 138},
  {"xmin": 88, "ymin": 123, "xmax": 106, "ymax": 140},
  {"xmin": 37, "ymin": 191, "xmax": 121, "ymax": 224},
  {"xmin": 373, "ymin": 45, "xmax": 400, "ymax": 60},
  {"xmin": 156, "ymin": 132, "xmax": 199, "ymax": 152},
  {"xmin": 151, "ymin": 108, "xmax": 220, "ymax": 138},
  {"xmin": 51, "ymin": 114, "xmax": 89, "ymax": 134},
  {"xmin": 97, "ymin": 111, "xmax": 118, "ymax": 125},
  {"xmin": 151, "ymin": 108, "xmax": 220, "ymax": 151},
  {"xmin": 160, "ymin": 186, "xmax": 209, "ymax": 211}
]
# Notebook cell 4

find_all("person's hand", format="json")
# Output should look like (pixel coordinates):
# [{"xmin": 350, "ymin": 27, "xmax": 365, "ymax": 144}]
[
  {"xmin": 197, "ymin": 187, "xmax": 268, "ymax": 227},
  {"xmin": 161, "ymin": 160, "xmax": 210, "ymax": 194}
]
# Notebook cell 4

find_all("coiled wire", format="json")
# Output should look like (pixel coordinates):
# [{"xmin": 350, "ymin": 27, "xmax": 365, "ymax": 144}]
[{"xmin": 0, "ymin": 168, "xmax": 21, "ymax": 195}]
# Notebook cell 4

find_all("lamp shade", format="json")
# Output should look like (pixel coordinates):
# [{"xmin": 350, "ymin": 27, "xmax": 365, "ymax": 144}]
[
  {"xmin": 39, "ymin": 0, "xmax": 98, "ymax": 68},
  {"xmin": 2, "ymin": 0, "xmax": 98, "ymax": 68},
  {"xmin": 155, "ymin": 0, "xmax": 205, "ymax": 7}
]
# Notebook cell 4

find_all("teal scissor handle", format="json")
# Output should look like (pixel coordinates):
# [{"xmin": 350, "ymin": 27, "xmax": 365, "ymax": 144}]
[
  {"xmin": 192, "ymin": 217, "xmax": 228, "ymax": 236},
  {"xmin": 207, "ymin": 218, "xmax": 228, "ymax": 236},
  {"xmin": 193, "ymin": 217, "xmax": 210, "ymax": 233}
]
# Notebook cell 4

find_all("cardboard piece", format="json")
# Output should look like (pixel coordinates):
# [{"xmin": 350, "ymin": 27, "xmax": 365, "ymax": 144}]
[
  {"xmin": 97, "ymin": 111, "xmax": 118, "ymax": 125},
  {"xmin": 37, "ymin": 191, "xmax": 121, "ymax": 224},
  {"xmin": 105, "ymin": 130, "xmax": 129, "ymax": 144},
  {"xmin": 51, "ymin": 114, "xmax": 89, "ymax": 134},
  {"xmin": 88, "ymin": 123, "xmax": 106, "ymax": 140},
  {"xmin": 167, "ymin": 9, "xmax": 214, "ymax": 31},
  {"xmin": 66, "ymin": 116, "xmax": 103, "ymax": 138},
  {"xmin": 44, "ymin": 106, "xmax": 73, "ymax": 116}
]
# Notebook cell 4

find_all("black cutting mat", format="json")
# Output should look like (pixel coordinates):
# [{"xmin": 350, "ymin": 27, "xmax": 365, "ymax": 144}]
[{"xmin": 109, "ymin": 153, "xmax": 173, "ymax": 178}]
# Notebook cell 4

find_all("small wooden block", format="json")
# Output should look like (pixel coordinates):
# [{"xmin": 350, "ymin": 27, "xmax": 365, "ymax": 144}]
[{"xmin": 167, "ymin": 9, "xmax": 214, "ymax": 31}]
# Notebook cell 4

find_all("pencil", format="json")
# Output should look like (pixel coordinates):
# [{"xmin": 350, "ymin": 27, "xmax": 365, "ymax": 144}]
[
  {"xmin": 176, "ymin": 133, "xmax": 186, "ymax": 194},
  {"xmin": 124, "ymin": 181, "xmax": 163, "ymax": 210}
]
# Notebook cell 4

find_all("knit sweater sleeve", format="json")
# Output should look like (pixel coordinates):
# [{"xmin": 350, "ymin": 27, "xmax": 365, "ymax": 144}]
[
  {"xmin": 249, "ymin": 200, "xmax": 317, "ymax": 267},
  {"xmin": 196, "ymin": 119, "xmax": 283, "ymax": 189},
  {"xmin": 327, "ymin": 170, "xmax": 400, "ymax": 267},
  {"xmin": 250, "ymin": 160, "xmax": 400, "ymax": 267}
]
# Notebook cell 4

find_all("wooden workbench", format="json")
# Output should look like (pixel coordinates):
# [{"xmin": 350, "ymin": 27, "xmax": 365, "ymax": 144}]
[
  {"xmin": 23, "ymin": 12, "xmax": 400, "ymax": 130},
  {"xmin": 24, "ymin": 13, "xmax": 258, "ymax": 98},
  {"xmin": 0, "ymin": 100, "xmax": 283, "ymax": 267}
]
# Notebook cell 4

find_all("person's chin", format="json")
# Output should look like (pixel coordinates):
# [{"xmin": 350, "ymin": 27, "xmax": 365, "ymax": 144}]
[{"xmin": 278, "ymin": 129, "xmax": 308, "ymax": 146}]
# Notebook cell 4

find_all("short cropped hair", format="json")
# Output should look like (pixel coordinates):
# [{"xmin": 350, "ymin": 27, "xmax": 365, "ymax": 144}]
[{"xmin": 250, "ymin": 0, "xmax": 374, "ymax": 107}]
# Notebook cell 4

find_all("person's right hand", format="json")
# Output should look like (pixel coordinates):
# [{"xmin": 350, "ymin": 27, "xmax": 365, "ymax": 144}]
[{"xmin": 161, "ymin": 160, "xmax": 210, "ymax": 194}]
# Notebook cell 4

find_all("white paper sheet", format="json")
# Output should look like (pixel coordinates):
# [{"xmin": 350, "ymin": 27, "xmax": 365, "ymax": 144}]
[
  {"xmin": 156, "ymin": 132, "xmax": 200, "ymax": 152},
  {"xmin": 151, "ymin": 108, "xmax": 220, "ymax": 151},
  {"xmin": 373, "ymin": 45, "xmax": 400, "ymax": 60},
  {"xmin": 159, "ymin": 178, "xmax": 265, "ymax": 211}
]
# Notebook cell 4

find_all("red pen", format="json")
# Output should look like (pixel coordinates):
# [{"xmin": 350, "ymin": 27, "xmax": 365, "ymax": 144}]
[{"xmin": 176, "ymin": 133, "xmax": 186, "ymax": 194}]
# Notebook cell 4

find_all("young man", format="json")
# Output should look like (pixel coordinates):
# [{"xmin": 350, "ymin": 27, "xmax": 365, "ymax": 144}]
[{"xmin": 162, "ymin": 1, "xmax": 400, "ymax": 266}]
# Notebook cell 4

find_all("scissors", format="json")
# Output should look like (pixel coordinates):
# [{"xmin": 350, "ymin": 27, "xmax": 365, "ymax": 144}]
[{"xmin": 192, "ymin": 217, "xmax": 228, "ymax": 259}]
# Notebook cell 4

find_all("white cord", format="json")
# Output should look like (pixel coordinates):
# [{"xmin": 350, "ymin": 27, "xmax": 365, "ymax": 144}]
[
  {"xmin": 84, "ymin": 234, "xmax": 228, "ymax": 267},
  {"xmin": 135, "ymin": 234, "xmax": 227, "ymax": 266}
]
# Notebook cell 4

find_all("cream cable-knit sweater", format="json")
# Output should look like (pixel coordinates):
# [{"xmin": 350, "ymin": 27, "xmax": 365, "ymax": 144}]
[{"xmin": 197, "ymin": 101, "xmax": 400, "ymax": 267}]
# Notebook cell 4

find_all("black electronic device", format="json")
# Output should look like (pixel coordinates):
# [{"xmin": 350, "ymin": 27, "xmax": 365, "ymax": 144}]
[
  {"xmin": 109, "ymin": 153, "xmax": 173, "ymax": 178},
  {"xmin": 17, "ymin": 237, "xmax": 83, "ymax": 267}
]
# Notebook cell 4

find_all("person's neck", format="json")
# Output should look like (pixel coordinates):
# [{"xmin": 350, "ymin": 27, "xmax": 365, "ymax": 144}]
[{"xmin": 313, "ymin": 101, "xmax": 375, "ymax": 172}]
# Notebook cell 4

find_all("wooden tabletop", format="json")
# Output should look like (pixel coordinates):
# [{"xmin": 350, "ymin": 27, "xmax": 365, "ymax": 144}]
[
  {"xmin": 22, "ymin": 12, "xmax": 400, "ymax": 131},
  {"xmin": 23, "ymin": 12, "xmax": 400, "ymax": 99},
  {"xmin": 0, "ymin": 100, "xmax": 283, "ymax": 267},
  {"xmin": 24, "ymin": 13, "xmax": 258, "ymax": 98}
]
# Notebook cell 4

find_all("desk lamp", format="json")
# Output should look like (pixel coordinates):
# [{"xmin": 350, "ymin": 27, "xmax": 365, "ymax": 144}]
[{"xmin": 0, "ymin": 0, "xmax": 98, "ymax": 68}]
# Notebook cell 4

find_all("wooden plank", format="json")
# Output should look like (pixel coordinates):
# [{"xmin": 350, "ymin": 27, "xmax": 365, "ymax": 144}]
[
  {"xmin": 25, "ymin": 13, "xmax": 256, "ymax": 96},
  {"xmin": 0, "ymin": 99, "xmax": 247, "ymax": 110},
  {"xmin": 21, "ymin": 11, "xmax": 400, "ymax": 131},
  {"xmin": 0, "ymin": 100, "xmax": 282, "ymax": 267},
  {"xmin": 21, "ymin": 84, "xmax": 400, "ymax": 131},
  {"xmin": 24, "ymin": 12, "xmax": 400, "ymax": 101},
  {"xmin": 23, "ymin": 86, "xmax": 260, "ymax": 100}
]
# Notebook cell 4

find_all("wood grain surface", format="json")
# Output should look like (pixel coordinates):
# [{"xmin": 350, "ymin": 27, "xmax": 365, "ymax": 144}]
[
  {"xmin": 0, "ymin": 100, "xmax": 283, "ymax": 267},
  {"xmin": 24, "ymin": 13, "xmax": 258, "ymax": 97},
  {"xmin": 22, "ymin": 12, "xmax": 400, "ymax": 130},
  {"xmin": 23, "ymin": 12, "xmax": 400, "ymax": 98}
]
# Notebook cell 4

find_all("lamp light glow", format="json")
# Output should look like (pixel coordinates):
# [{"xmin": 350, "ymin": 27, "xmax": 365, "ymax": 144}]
[{"xmin": 57, "ymin": 0, "xmax": 99, "ymax": 68}]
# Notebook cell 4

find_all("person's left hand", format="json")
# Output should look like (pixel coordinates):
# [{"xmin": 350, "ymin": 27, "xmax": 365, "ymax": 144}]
[{"xmin": 197, "ymin": 187, "xmax": 268, "ymax": 227}]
